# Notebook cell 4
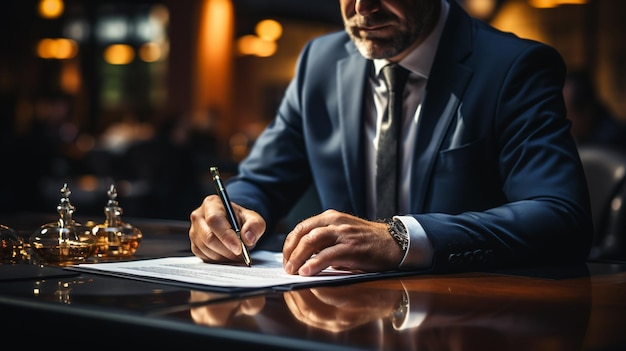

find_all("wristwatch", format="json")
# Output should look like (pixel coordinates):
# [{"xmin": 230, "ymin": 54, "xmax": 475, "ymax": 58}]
[
  {"xmin": 391, "ymin": 287, "xmax": 409, "ymax": 330},
  {"xmin": 385, "ymin": 218, "xmax": 409, "ymax": 253}
]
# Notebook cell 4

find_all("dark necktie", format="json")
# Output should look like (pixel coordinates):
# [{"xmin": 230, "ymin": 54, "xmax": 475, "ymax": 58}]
[{"xmin": 376, "ymin": 63, "xmax": 410, "ymax": 219}]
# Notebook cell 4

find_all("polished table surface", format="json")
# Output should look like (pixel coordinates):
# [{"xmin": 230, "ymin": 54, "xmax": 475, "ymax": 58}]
[{"xmin": 1, "ymin": 213, "xmax": 626, "ymax": 350}]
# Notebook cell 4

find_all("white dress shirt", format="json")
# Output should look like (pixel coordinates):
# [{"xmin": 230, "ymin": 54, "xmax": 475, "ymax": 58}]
[{"xmin": 365, "ymin": 0, "xmax": 449, "ymax": 269}]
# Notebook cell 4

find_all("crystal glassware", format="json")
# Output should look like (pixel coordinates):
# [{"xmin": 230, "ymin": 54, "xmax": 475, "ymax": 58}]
[
  {"xmin": 0, "ymin": 224, "xmax": 22, "ymax": 264},
  {"xmin": 30, "ymin": 183, "xmax": 97, "ymax": 266},
  {"xmin": 93, "ymin": 184, "xmax": 142, "ymax": 257}
]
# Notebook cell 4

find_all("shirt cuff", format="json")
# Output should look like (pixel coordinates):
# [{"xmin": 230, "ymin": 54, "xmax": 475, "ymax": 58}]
[{"xmin": 394, "ymin": 215, "xmax": 433, "ymax": 269}]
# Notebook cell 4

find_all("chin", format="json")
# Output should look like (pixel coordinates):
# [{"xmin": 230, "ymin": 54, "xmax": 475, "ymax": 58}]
[{"xmin": 354, "ymin": 41, "xmax": 398, "ymax": 60}]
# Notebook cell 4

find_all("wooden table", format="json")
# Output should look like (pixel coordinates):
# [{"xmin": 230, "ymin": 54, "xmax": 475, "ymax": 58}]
[{"xmin": 1, "ymin": 214, "xmax": 624, "ymax": 350}]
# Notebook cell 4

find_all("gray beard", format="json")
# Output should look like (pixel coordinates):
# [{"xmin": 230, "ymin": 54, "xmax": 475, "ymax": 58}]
[{"xmin": 348, "ymin": 33, "xmax": 407, "ymax": 60}]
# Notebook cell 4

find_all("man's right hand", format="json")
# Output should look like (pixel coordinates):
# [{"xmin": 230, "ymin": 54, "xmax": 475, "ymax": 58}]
[{"xmin": 189, "ymin": 194, "xmax": 266, "ymax": 263}]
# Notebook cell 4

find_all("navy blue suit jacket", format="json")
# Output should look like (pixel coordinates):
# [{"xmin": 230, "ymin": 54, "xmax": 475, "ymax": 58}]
[{"xmin": 227, "ymin": 0, "xmax": 592, "ymax": 272}]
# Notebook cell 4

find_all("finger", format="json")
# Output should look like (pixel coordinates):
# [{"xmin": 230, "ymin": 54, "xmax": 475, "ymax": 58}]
[
  {"xmin": 213, "ymin": 226, "xmax": 244, "ymax": 257},
  {"xmin": 237, "ymin": 207, "xmax": 266, "ymax": 248},
  {"xmin": 284, "ymin": 225, "xmax": 339, "ymax": 275},
  {"xmin": 239, "ymin": 296, "xmax": 266, "ymax": 315},
  {"xmin": 206, "ymin": 230, "xmax": 242, "ymax": 261},
  {"xmin": 296, "ymin": 243, "xmax": 344, "ymax": 276},
  {"xmin": 190, "ymin": 241, "xmax": 209, "ymax": 261},
  {"xmin": 282, "ymin": 221, "xmax": 307, "ymax": 264},
  {"xmin": 284, "ymin": 290, "xmax": 345, "ymax": 331},
  {"xmin": 189, "ymin": 205, "xmax": 213, "ymax": 261},
  {"xmin": 283, "ymin": 210, "xmax": 337, "ymax": 262},
  {"xmin": 191, "ymin": 230, "xmax": 239, "ymax": 263},
  {"xmin": 204, "ymin": 198, "xmax": 245, "ymax": 256},
  {"xmin": 283, "ymin": 289, "xmax": 321, "ymax": 319}
]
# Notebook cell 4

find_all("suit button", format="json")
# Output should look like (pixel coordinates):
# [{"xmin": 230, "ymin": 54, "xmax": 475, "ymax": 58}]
[
  {"xmin": 473, "ymin": 249, "xmax": 484, "ymax": 262},
  {"xmin": 448, "ymin": 253, "xmax": 460, "ymax": 264}
]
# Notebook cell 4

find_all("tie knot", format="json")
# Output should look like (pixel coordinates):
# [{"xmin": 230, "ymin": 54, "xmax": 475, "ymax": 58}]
[{"xmin": 382, "ymin": 64, "xmax": 410, "ymax": 93}]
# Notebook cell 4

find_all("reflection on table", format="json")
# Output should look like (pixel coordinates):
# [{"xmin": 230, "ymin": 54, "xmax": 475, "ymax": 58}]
[{"xmin": 184, "ymin": 270, "xmax": 594, "ymax": 350}]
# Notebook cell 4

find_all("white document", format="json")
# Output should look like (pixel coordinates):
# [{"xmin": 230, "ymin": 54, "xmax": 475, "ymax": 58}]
[{"xmin": 74, "ymin": 250, "xmax": 382, "ymax": 290}]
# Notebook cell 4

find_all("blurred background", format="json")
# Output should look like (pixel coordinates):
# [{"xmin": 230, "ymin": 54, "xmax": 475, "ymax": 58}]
[{"xmin": 0, "ymin": 0, "xmax": 624, "ymax": 221}]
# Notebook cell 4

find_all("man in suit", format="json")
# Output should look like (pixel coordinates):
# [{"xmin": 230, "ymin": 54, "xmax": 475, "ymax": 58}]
[{"xmin": 189, "ymin": 0, "xmax": 592, "ymax": 275}]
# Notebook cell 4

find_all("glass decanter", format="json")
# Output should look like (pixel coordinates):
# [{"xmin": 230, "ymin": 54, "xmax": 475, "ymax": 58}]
[
  {"xmin": 93, "ymin": 184, "xmax": 143, "ymax": 257},
  {"xmin": 0, "ymin": 224, "xmax": 22, "ymax": 264},
  {"xmin": 30, "ymin": 183, "xmax": 97, "ymax": 265}
]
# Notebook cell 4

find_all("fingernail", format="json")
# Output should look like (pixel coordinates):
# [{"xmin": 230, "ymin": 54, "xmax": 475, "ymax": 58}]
[
  {"xmin": 298, "ymin": 266, "xmax": 310, "ymax": 276},
  {"xmin": 244, "ymin": 230, "xmax": 255, "ymax": 244},
  {"xmin": 284, "ymin": 261, "xmax": 293, "ymax": 274}
]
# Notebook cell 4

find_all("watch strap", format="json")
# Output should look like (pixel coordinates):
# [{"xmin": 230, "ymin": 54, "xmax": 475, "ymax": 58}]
[{"xmin": 384, "ymin": 218, "xmax": 409, "ymax": 252}]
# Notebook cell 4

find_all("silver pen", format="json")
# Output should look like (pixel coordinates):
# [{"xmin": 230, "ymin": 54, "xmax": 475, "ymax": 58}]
[{"xmin": 210, "ymin": 166, "xmax": 252, "ymax": 267}]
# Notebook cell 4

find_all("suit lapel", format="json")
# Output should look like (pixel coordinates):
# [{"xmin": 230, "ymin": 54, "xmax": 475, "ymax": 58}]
[
  {"xmin": 338, "ymin": 48, "xmax": 370, "ymax": 216},
  {"xmin": 411, "ymin": 1, "xmax": 473, "ymax": 212}
]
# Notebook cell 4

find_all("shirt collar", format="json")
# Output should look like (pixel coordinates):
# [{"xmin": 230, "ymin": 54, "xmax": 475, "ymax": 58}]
[{"xmin": 374, "ymin": 0, "xmax": 449, "ymax": 80}]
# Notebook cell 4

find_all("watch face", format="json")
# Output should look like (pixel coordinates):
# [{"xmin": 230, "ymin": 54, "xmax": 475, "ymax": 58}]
[
  {"xmin": 390, "ymin": 219, "xmax": 408, "ymax": 251},
  {"xmin": 392, "ymin": 290, "xmax": 409, "ymax": 329},
  {"xmin": 393, "ymin": 220, "xmax": 406, "ymax": 234}
]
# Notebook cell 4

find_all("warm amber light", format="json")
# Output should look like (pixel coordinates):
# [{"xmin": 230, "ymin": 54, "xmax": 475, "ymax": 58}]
[
  {"xmin": 103, "ymin": 44, "xmax": 135, "ymax": 65},
  {"xmin": 77, "ymin": 175, "xmax": 99, "ymax": 192},
  {"xmin": 236, "ymin": 35, "xmax": 277, "ymax": 57},
  {"xmin": 254, "ymin": 40, "xmax": 277, "ymax": 57},
  {"xmin": 37, "ymin": 38, "xmax": 55, "ymax": 59},
  {"xmin": 36, "ymin": 38, "xmax": 78, "ymax": 59},
  {"xmin": 237, "ymin": 35, "xmax": 259, "ymax": 56},
  {"xmin": 75, "ymin": 134, "xmax": 95, "ymax": 153},
  {"xmin": 39, "ymin": 0, "xmax": 64, "ymax": 19},
  {"xmin": 255, "ymin": 19, "xmax": 282, "ymax": 41},
  {"xmin": 55, "ymin": 38, "xmax": 78, "ymax": 58},
  {"xmin": 465, "ymin": 0, "xmax": 496, "ymax": 19},
  {"xmin": 529, "ymin": 0, "xmax": 556, "ymax": 8},
  {"xmin": 193, "ymin": 0, "xmax": 235, "ymax": 141},
  {"xmin": 139, "ymin": 42, "xmax": 162, "ymax": 62},
  {"xmin": 150, "ymin": 3, "xmax": 170, "ymax": 25},
  {"xmin": 529, "ymin": 0, "xmax": 587, "ymax": 8},
  {"xmin": 60, "ymin": 59, "xmax": 81, "ymax": 94}
]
